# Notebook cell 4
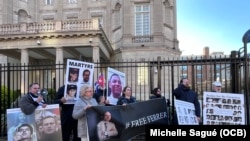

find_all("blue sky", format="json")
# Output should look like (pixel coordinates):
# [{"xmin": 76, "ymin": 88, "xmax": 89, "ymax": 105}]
[{"xmin": 177, "ymin": 0, "xmax": 250, "ymax": 56}]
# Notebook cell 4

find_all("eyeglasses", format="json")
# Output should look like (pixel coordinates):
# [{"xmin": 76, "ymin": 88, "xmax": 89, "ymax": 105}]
[{"xmin": 86, "ymin": 90, "xmax": 93, "ymax": 92}]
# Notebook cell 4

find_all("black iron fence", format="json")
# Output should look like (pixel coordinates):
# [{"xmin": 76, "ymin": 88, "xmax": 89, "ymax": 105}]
[{"xmin": 1, "ymin": 53, "xmax": 249, "ymax": 137}]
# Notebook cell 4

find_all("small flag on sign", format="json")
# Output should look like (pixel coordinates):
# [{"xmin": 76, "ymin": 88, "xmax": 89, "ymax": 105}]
[{"xmin": 98, "ymin": 73, "xmax": 105, "ymax": 88}]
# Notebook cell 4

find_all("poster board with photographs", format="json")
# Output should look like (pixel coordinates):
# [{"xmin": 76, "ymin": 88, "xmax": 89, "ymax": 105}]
[
  {"xmin": 64, "ymin": 59, "xmax": 95, "ymax": 104},
  {"xmin": 203, "ymin": 92, "xmax": 245, "ymax": 125},
  {"xmin": 7, "ymin": 104, "xmax": 62, "ymax": 141},
  {"xmin": 174, "ymin": 99, "xmax": 199, "ymax": 125},
  {"xmin": 107, "ymin": 67, "xmax": 126, "ymax": 105}
]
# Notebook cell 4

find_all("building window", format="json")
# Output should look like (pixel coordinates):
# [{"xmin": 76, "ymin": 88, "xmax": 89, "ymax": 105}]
[
  {"xmin": 180, "ymin": 73, "xmax": 187, "ymax": 79},
  {"xmin": 215, "ymin": 65, "xmax": 220, "ymax": 70},
  {"xmin": 216, "ymin": 73, "xmax": 220, "ymax": 77},
  {"xmin": 197, "ymin": 74, "xmax": 202, "ymax": 78},
  {"xmin": 135, "ymin": 5, "xmax": 150, "ymax": 36},
  {"xmin": 18, "ymin": 10, "xmax": 29, "ymax": 23},
  {"xmin": 197, "ymin": 65, "xmax": 202, "ymax": 70},
  {"xmin": 45, "ymin": 0, "xmax": 52, "ymax": 5},
  {"xmin": 68, "ymin": 0, "xmax": 77, "ymax": 4},
  {"xmin": 137, "ymin": 64, "xmax": 148, "ymax": 85},
  {"xmin": 180, "ymin": 66, "xmax": 187, "ymax": 71}
]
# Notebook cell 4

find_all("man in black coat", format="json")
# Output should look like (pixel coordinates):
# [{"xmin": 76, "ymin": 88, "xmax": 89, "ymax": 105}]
[
  {"xmin": 54, "ymin": 85, "xmax": 80, "ymax": 141},
  {"xmin": 173, "ymin": 78, "xmax": 201, "ymax": 125}
]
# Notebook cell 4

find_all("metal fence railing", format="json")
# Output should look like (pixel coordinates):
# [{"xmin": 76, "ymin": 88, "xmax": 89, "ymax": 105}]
[{"xmin": 1, "ymin": 54, "xmax": 249, "ymax": 137}]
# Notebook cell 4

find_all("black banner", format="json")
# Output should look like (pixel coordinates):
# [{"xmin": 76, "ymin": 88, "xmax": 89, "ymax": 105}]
[{"xmin": 86, "ymin": 98, "xmax": 168, "ymax": 141}]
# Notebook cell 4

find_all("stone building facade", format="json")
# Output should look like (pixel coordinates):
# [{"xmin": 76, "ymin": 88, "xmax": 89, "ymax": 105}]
[
  {"xmin": 0, "ymin": 0, "xmax": 180, "ymax": 63},
  {"xmin": 0, "ymin": 0, "xmax": 180, "ymax": 95}
]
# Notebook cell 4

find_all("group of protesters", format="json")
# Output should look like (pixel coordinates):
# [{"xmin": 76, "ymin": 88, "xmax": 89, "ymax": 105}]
[{"xmin": 13, "ymin": 70, "xmax": 223, "ymax": 141}]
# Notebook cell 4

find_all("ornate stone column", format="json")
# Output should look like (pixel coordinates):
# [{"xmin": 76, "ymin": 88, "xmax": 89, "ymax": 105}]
[
  {"xmin": 92, "ymin": 45, "xmax": 100, "ymax": 62},
  {"xmin": 21, "ymin": 49, "xmax": 29, "ymax": 95},
  {"xmin": 55, "ymin": 47, "xmax": 64, "ymax": 90},
  {"xmin": 21, "ymin": 48, "xmax": 29, "ymax": 64},
  {"xmin": 92, "ymin": 45, "xmax": 100, "ymax": 83}
]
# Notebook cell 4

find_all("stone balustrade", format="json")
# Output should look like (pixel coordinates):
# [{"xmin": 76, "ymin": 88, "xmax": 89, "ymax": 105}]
[
  {"xmin": 0, "ymin": 18, "xmax": 100, "ymax": 35},
  {"xmin": 132, "ymin": 35, "xmax": 154, "ymax": 43}
]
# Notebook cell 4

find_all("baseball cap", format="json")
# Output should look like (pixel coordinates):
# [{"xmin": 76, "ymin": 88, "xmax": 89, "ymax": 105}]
[
  {"xmin": 70, "ymin": 68, "xmax": 79, "ymax": 74},
  {"xmin": 213, "ymin": 81, "xmax": 222, "ymax": 87},
  {"xmin": 67, "ymin": 85, "xmax": 77, "ymax": 91}
]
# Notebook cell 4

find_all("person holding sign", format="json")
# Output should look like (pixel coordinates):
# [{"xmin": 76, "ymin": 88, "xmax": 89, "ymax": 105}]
[
  {"xmin": 94, "ymin": 73, "xmax": 110, "ymax": 105},
  {"xmin": 150, "ymin": 88, "xmax": 162, "ymax": 99},
  {"xmin": 212, "ymin": 81, "xmax": 222, "ymax": 93},
  {"xmin": 150, "ymin": 88, "xmax": 171, "ymax": 107},
  {"xmin": 173, "ymin": 78, "xmax": 201, "ymax": 125},
  {"xmin": 54, "ymin": 85, "xmax": 80, "ymax": 141},
  {"xmin": 72, "ymin": 85, "xmax": 98, "ymax": 141},
  {"xmin": 117, "ymin": 86, "xmax": 136, "ymax": 105}
]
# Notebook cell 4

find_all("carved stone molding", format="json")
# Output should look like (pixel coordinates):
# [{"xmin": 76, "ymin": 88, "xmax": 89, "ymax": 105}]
[
  {"xmin": 134, "ymin": 0, "xmax": 150, "ymax": 3},
  {"xmin": 87, "ymin": 6, "xmax": 106, "ymax": 11},
  {"xmin": 43, "ymin": 15, "xmax": 54, "ymax": 20},
  {"xmin": 39, "ymin": 10, "xmax": 57, "ymax": 13},
  {"xmin": 66, "ymin": 13, "xmax": 78, "ymax": 19},
  {"xmin": 63, "ymin": 8, "xmax": 82, "ymax": 12},
  {"xmin": 90, "ymin": 11, "xmax": 103, "ymax": 17}
]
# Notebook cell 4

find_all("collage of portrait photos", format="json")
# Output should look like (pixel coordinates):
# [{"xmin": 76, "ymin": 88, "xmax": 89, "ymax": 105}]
[
  {"xmin": 175, "ymin": 99, "xmax": 199, "ymax": 125},
  {"xmin": 203, "ymin": 92, "xmax": 245, "ymax": 125},
  {"xmin": 7, "ymin": 104, "xmax": 62, "ymax": 141},
  {"xmin": 64, "ymin": 59, "xmax": 94, "ymax": 104}
]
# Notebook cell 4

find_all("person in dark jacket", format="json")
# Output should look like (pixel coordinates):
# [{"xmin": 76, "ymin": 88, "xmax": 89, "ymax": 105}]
[
  {"xmin": 150, "ymin": 88, "xmax": 162, "ymax": 99},
  {"xmin": 94, "ymin": 85, "xmax": 107, "ymax": 102},
  {"xmin": 117, "ymin": 86, "xmax": 136, "ymax": 105},
  {"xmin": 150, "ymin": 87, "xmax": 170, "ymax": 106},
  {"xmin": 173, "ymin": 78, "xmax": 201, "ymax": 125},
  {"xmin": 20, "ymin": 83, "xmax": 47, "ymax": 115},
  {"xmin": 54, "ymin": 85, "xmax": 80, "ymax": 141},
  {"xmin": 93, "ymin": 85, "xmax": 112, "ymax": 106}
]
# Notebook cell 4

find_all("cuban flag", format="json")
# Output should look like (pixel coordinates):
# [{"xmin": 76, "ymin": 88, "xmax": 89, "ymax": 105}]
[{"xmin": 97, "ymin": 73, "xmax": 105, "ymax": 88}]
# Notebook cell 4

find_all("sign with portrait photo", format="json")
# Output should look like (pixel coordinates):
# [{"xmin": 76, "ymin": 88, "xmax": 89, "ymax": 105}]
[
  {"xmin": 107, "ymin": 67, "xmax": 126, "ymax": 105},
  {"xmin": 7, "ymin": 104, "xmax": 62, "ymax": 141},
  {"xmin": 7, "ymin": 108, "xmax": 36, "ymax": 141},
  {"xmin": 64, "ymin": 59, "xmax": 95, "ymax": 104}
]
